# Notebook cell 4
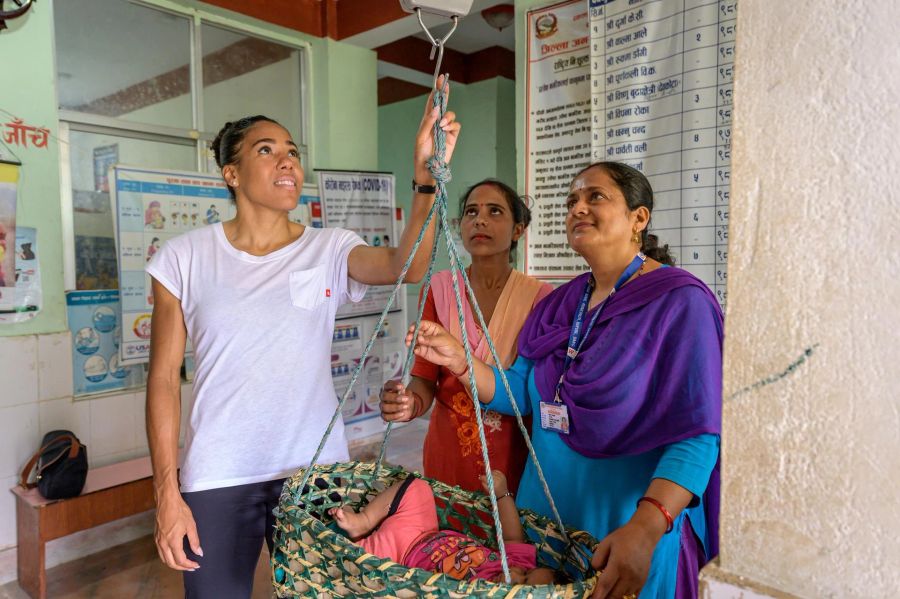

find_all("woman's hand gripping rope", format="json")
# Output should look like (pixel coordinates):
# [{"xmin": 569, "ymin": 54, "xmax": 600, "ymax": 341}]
[
  {"xmin": 414, "ymin": 74, "xmax": 460, "ymax": 186},
  {"xmin": 380, "ymin": 380, "xmax": 417, "ymax": 422}
]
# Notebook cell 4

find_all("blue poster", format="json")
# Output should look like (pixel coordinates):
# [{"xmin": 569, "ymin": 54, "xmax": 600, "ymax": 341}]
[{"xmin": 66, "ymin": 289, "xmax": 141, "ymax": 396}]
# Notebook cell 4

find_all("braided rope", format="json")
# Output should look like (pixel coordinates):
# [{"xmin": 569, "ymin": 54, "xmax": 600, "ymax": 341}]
[
  {"xmin": 437, "ymin": 209, "xmax": 572, "ymax": 550},
  {"xmin": 433, "ymin": 198, "xmax": 512, "ymax": 582},
  {"xmin": 289, "ymin": 80, "xmax": 452, "ymax": 508},
  {"xmin": 285, "ymin": 75, "xmax": 586, "ymax": 588},
  {"xmin": 374, "ymin": 226, "xmax": 441, "ymax": 470}
]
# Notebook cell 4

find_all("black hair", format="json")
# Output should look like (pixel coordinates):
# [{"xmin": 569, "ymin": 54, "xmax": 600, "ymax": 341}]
[
  {"xmin": 572, "ymin": 162, "xmax": 675, "ymax": 265},
  {"xmin": 210, "ymin": 115, "xmax": 282, "ymax": 199},
  {"xmin": 458, "ymin": 179, "xmax": 532, "ymax": 260}
]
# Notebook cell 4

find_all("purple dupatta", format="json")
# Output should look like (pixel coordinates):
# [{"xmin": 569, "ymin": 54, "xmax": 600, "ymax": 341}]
[{"xmin": 518, "ymin": 266, "xmax": 723, "ymax": 558}]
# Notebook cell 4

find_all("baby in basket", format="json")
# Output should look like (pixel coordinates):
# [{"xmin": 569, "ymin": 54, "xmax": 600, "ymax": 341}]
[{"xmin": 329, "ymin": 470, "xmax": 564, "ymax": 584}]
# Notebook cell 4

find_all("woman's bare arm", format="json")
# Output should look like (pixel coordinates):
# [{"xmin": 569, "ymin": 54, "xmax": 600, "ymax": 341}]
[{"xmin": 146, "ymin": 279, "xmax": 201, "ymax": 571}]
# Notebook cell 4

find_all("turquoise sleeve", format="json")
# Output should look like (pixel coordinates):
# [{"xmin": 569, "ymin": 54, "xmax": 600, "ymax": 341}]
[
  {"xmin": 486, "ymin": 356, "xmax": 534, "ymax": 416},
  {"xmin": 653, "ymin": 433, "xmax": 720, "ymax": 505}
]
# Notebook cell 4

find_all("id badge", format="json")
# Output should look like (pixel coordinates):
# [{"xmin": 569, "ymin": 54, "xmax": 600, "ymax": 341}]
[{"xmin": 539, "ymin": 401, "xmax": 570, "ymax": 434}]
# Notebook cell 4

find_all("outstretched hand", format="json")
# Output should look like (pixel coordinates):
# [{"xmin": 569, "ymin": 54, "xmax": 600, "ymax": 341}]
[
  {"xmin": 405, "ymin": 320, "xmax": 467, "ymax": 375},
  {"xmin": 413, "ymin": 75, "xmax": 461, "ymax": 182}
]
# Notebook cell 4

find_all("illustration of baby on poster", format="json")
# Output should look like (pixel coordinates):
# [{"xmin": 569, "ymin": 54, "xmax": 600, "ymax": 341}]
[{"xmin": 0, "ymin": 163, "xmax": 19, "ymax": 310}]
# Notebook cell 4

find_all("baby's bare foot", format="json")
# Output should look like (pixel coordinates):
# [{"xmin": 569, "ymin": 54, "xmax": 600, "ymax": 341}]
[{"xmin": 329, "ymin": 506, "xmax": 372, "ymax": 540}]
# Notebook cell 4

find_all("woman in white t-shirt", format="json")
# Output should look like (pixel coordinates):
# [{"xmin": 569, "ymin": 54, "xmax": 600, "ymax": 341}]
[{"xmin": 146, "ymin": 79, "xmax": 460, "ymax": 598}]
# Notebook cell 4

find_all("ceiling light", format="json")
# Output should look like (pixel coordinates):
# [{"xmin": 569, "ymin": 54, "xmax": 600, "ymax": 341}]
[{"xmin": 481, "ymin": 4, "xmax": 514, "ymax": 32}]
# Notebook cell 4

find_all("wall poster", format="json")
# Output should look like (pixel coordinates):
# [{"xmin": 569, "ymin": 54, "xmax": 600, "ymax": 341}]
[
  {"xmin": 67, "ymin": 289, "xmax": 142, "ymax": 396},
  {"xmin": 0, "ymin": 162, "xmax": 18, "ymax": 310},
  {"xmin": 0, "ymin": 226, "xmax": 41, "ymax": 323},
  {"xmin": 524, "ymin": 0, "xmax": 593, "ymax": 279},
  {"xmin": 317, "ymin": 170, "xmax": 402, "ymax": 319},
  {"xmin": 111, "ymin": 166, "xmax": 235, "ymax": 364}
]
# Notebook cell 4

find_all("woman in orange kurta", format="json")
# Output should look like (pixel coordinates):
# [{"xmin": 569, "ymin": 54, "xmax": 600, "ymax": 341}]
[{"xmin": 380, "ymin": 179, "xmax": 551, "ymax": 493}]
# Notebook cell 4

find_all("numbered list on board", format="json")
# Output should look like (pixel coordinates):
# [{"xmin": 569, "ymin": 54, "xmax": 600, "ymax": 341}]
[{"xmin": 589, "ymin": 0, "xmax": 736, "ymax": 307}]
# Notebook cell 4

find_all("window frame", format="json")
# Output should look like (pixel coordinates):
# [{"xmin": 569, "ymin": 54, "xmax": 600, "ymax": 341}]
[{"xmin": 57, "ymin": 0, "xmax": 312, "ymax": 290}]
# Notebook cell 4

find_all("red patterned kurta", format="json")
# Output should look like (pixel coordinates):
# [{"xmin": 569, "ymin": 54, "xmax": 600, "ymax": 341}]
[{"xmin": 411, "ymin": 270, "xmax": 552, "ymax": 493}]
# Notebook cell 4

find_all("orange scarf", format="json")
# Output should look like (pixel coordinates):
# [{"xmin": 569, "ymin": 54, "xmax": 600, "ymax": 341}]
[{"xmin": 431, "ymin": 269, "xmax": 548, "ymax": 368}]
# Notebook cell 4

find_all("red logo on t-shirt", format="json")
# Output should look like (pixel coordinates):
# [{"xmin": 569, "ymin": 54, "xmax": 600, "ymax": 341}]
[{"xmin": 325, "ymin": 289, "xmax": 331, "ymax": 298}]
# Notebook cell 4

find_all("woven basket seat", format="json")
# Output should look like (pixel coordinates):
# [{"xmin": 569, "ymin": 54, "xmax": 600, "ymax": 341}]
[{"xmin": 272, "ymin": 461, "xmax": 599, "ymax": 598}]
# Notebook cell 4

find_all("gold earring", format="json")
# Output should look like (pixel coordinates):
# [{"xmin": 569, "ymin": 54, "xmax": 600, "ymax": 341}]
[{"xmin": 631, "ymin": 230, "xmax": 641, "ymax": 244}]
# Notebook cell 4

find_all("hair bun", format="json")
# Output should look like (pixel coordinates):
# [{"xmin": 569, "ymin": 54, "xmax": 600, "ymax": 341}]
[{"xmin": 210, "ymin": 121, "xmax": 235, "ymax": 169}]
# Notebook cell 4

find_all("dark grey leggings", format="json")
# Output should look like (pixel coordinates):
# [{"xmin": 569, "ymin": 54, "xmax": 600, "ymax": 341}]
[{"xmin": 181, "ymin": 478, "xmax": 285, "ymax": 599}]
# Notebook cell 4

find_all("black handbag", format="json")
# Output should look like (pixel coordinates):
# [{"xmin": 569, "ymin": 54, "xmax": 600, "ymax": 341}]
[{"xmin": 19, "ymin": 430, "xmax": 88, "ymax": 500}]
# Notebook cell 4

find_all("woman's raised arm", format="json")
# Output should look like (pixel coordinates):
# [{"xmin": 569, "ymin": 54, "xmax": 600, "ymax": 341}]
[{"xmin": 348, "ymin": 77, "xmax": 460, "ymax": 285}]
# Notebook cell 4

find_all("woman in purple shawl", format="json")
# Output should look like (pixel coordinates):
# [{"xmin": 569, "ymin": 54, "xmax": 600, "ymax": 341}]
[{"xmin": 406, "ymin": 162, "xmax": 722, "ymax": 599}]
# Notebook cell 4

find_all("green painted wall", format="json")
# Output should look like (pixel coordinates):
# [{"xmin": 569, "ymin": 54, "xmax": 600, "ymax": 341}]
[
  {"xmin": 0, "ymin": 0, "xmax": 377, "ymax": 337},
  {"xmin": 378, "ymin": 77, "xmax": 517, "ymax": 301},
  {"xmin": 496, "ymin": 77, "xmax": 517, "ymax": 194},
  {"xmin": 0, "ymin": 4, "xmax": 66, "ymax": 335},
  {"xmin": 312, "ymin": 38, "xmax": 379, "ymax": 173}
]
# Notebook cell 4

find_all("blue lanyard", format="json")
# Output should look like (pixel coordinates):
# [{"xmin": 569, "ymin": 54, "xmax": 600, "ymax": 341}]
[{"xmin": 553, "ymin": 252, "xmax": 646, "ymax": 403}]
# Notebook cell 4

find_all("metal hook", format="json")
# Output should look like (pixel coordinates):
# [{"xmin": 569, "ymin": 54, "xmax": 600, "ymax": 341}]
[{"xmin": 414, "ymin": 8, "xmax": 459, "ymax": 89}]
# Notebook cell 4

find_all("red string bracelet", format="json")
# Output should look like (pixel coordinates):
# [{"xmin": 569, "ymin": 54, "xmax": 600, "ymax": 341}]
[
  {"xmin": 637, "ymin": 496, "xmax": 674, "ymax": 534},
  {"xmin": 450, "ymin": 361, "xmax": 470, "ymax": 379}
]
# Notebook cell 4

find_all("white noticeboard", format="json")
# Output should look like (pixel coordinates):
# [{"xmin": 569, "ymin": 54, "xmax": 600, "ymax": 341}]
[
  {"xmin": 588, "ymin": 0, "xmax": 734, "ymax": 308},
  {"xmin": 111, "ymin": 166, "xmax": 235, "ymax": 365},
  {"xmin": 524, "ymin": 0, "xmax": 593, "ymax": 279}
]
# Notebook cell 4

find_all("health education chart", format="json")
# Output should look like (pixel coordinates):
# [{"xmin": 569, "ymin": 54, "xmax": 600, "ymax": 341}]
[
  {"xmin": 111, "ymin": 166, "xmax": 235, "ymax": 365},
  {"xmin": 589, "ymin": 0, "xmax": 735, "ymax": 307}
]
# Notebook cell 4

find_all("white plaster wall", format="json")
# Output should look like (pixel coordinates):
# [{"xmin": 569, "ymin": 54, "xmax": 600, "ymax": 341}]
[
  {"xmin": 718, "ymin": 1, "xmax": 900, "ymax": 597},
  {"xmin": 0, "ymin": 332, "xmax": 194, "ymax": 584}
]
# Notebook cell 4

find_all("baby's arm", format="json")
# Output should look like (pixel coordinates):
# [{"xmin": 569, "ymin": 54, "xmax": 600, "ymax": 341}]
[
  {"xmin": 330, "ymin": 479, "xmax": 408, "ymax": 540},
  {"xmin": 481, "ymin": 470, "xmax": 525, "ymax": 543}
]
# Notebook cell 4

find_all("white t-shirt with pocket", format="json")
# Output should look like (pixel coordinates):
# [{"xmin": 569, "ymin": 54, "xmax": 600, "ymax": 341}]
[{"xmin": 146, "ymin": 223, "xmax": 367, "ymax": 492}]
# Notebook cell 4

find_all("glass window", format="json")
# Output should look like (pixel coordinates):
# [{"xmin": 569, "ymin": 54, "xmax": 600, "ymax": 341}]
[
  {"xmin": 68, "ymin": 130, "xmax": 195, "ymax": 290},
  {"xmin": 55, "ymin": 1, "xmax": 309, "ymax": 292},
  {"xmin": 201, "ymin": 24, "xmax": 306, "ymax": 159},
  {"xmin": 55, "ymin": 0, "xmax": 192, "ymax": 129}
]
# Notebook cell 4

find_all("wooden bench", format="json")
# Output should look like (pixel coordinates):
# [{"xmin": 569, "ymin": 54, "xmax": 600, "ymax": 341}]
[{"xmin": 10, "ymin": 456, "xmax": 156, "ymax": 599}]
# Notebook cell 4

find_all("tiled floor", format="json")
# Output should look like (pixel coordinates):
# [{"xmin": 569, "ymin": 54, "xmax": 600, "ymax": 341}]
[{"xmin": 0, "ymin": 419, "xmax": 428, "ymax": 599}]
